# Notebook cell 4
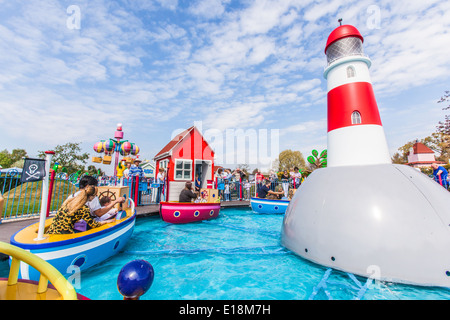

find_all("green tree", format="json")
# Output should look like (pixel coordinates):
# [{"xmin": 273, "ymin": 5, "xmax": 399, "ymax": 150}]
[
  {"xmin": 0, "ymin": 149, "xmax": 28, "ymax": 168},
  {"xmin": 436, "ymin": 90, "xmax": 450, "ymax": 135},
  {"xmin": 434, "ymin": 91, "xmax": 450, "ymax": 162},
  {"xmin": 38, "ymin": 142, "xmax": 89, "ymax": 175},
  {"xmin": 391, "ymin": 152, "xmax": 405, "ymax": 164},
  {"xmin": 86, "ymin": 165, "xmax": 104, "ymax": 176},
  {"xmin": 277, "ymin": 149, "xmax": 306, "ymax": 172},
  {"xmin": 423, "ymin": 133, "xmax": 449, "ymax": 163}
]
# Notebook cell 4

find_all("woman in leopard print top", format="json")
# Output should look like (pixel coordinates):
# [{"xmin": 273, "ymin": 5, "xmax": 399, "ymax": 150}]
[{"xmin": 46, "ymin": 186, "xmax": 110, "ymax": 234}]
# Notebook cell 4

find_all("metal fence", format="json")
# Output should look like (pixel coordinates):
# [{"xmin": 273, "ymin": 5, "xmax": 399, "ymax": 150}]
[
  {"xmin": 0, "ymin": 170, "xmax": 78, "ymax": 222},
  {"xmin": 0, "ymin": 169, "xmax": 308, "ymax": 222},
  {"xmin": 215, "ymin": 178, "xmax": 302, "ymax": 201}
]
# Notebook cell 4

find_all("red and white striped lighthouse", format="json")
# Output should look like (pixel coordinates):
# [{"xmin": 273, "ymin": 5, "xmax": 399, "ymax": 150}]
[{"xmin": 324, "ymin": 24, "xmax": 391, "ymax": 167}]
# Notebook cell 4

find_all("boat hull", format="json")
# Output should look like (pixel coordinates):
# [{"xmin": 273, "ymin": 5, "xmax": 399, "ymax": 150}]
[
  {"xmin": 160, "ymin": 202, "xmax": 220, "ymax": 224},
  {"xmin": 250, "ymin": 197, "xmax": 290, "ymax": 214},
  {"xmin": 10, "ymin": 213, "xmax": 136, "ymax": 282}
]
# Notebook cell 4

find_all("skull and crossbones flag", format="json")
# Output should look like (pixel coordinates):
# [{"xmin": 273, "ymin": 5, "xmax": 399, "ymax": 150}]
[{"xmin": 21, "ymin": 158, "xmax": 46, "ymax": 183}]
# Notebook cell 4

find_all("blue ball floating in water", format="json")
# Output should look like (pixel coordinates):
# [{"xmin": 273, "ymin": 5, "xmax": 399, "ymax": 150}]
[{"xmin": 117, "ymin": 260, "xmax": 154, "ymax": 300}]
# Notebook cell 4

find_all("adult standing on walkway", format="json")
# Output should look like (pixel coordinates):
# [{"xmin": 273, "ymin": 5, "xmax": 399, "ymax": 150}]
[
  {"xmin": 281, "ymin": 170, "xmax": 290, "ymax": 198},
  {"xmin": 129, "ymin": 158, "xmax": 145, "ymax": 205},
  {"xmin": 156, "ymin": 167, "xmax": 166, "ymax": 203},
  {"xmin": 232, "ymin": 168, "xmax": 246, "ymax": 200}
]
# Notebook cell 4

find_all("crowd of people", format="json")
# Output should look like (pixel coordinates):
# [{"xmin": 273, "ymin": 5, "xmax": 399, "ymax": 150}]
[{"xmin": 214, "ymin": 166, "xmax": 304, "ymax": 201}]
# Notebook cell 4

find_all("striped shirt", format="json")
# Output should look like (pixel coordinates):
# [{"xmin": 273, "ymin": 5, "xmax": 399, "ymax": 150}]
[{"xmin": 129, "ymin": 165, "xmax": 144, "ymax": 177}]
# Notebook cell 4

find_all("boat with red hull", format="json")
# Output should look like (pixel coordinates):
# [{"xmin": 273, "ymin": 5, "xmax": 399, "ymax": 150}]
[{"xmin": 159, "ymin": 201, "xmax": 220, "ymax": 224}]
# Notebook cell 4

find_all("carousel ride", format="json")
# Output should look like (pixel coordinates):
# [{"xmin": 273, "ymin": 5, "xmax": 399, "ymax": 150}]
[{"xmin": 92, "ymin": 123, "xmax": 141, "ymax": 176}]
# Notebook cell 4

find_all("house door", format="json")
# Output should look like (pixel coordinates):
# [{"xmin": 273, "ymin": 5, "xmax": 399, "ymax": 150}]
[{"xmin": 194, "ymin": 160, "xmax": 212, "ymax": 188}]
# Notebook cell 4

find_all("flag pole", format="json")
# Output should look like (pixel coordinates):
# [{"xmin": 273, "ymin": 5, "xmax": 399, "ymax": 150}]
[{"xmin": 36, "ymin": 151, "xmax": 55, "ymax": 241}]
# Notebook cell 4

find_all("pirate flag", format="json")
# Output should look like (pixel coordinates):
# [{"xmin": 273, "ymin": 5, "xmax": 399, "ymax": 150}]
[{"xmin": 21, "ymin": 158, "xmax": 46, "ymax": 183}]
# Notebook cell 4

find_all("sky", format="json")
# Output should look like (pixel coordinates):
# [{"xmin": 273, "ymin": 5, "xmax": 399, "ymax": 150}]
[{"xmin": 0, "ymin": 0, "xmax": 449, "ymax": 175}]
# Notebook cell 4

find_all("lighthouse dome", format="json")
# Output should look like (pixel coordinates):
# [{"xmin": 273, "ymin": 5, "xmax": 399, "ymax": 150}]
[{"xmin": 325, "ymin": 25, "xmax": 365, "ymax": 65}]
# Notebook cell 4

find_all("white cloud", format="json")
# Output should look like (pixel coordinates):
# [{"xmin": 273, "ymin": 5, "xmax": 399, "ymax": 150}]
[
  {"xmin": 189, "ymin": 0, "xmax": 229, "ymax": 19},
  {"xmin": 303, "ymin": 0, "xmax": 343, "ymax": 22}
]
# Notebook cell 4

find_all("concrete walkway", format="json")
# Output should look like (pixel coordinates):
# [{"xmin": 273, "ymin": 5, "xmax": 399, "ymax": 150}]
[{"xmin": 0, "ymin": 200, "xmax": 250, "ymax": 260}]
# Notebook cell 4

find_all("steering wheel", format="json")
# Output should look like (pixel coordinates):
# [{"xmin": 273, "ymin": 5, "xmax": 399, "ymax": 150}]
[{"xmin": 98, "ymin": 190, "xmax": 117, "ymax": 202}]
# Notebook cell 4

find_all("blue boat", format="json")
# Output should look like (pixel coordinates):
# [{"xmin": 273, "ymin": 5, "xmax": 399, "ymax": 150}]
[
  {"xmin": 250, "ymin": 197, "xmax": 290, "ymax": 214},
  {"xmin": 10, "ymin": 200, "xmax": 136, "ymax": 281}
]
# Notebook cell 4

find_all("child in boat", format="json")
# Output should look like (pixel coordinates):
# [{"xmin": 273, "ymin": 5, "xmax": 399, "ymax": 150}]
[
  {"xmin": 46, "ymin": 186, "xmax": 112, "ymax": 234},
  {"xmin": 96, "ymin": 196, "xmax": 119, "ymax": 221},
  {"xmin": 288, "ymin": 188, "xmax": 296, "ymax": 200}
]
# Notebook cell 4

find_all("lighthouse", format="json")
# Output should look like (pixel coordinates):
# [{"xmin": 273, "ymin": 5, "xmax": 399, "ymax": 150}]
[
  {"xmin": 281, "ymin": 23, "xmax": 450, "ymax": 288},
  {"xmin": 324, "ymin": 24, "xmax": 390, "ymax": 167}
]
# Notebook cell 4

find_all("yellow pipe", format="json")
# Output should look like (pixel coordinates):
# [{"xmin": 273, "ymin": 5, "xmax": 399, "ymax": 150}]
[
  {"xmin": 0, "ymin": 241, "xmax": 78, "ymax": 300},
  {"xmin": 37, "ymin": 274, "xmax": 49, "ymax": 294},
  {"xmin": 7, "ymin": 257, "xmax": 20, "ymax": 286}
]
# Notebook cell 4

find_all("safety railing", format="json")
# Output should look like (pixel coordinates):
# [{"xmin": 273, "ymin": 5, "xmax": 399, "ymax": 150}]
[
  {"xmin": 215, "ymin": 178, "xmax": 303, "ymax": 201},
  {"xmin": 0, "ymin": 241, "xmax": 78, "ymax": 300},
  {"xmin": 0, "ymin": 170, "xmax": 78, "ymax": 222}
]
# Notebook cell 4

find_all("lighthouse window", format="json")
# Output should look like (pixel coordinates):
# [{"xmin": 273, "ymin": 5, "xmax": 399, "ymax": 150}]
[
  {"xmin": 351, "ymin": 111, "xmax": 362, "ymax": 124},
  {"xmin": 174, "ymin": 159, "xmax": 192, "ymax": 180},
  {"xmin": 326, "ymin": 37, "xmax": 363, "ymax": 65},
  {"xmin": 347, "ymin": 66, "xmax": 356, "ymax": 78}
]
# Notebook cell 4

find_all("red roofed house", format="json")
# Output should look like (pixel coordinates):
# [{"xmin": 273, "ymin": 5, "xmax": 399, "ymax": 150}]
[
  {"xmin": 406, "ymin": 141, "xmax": 445, "ymax": 168},
  {"xmin": 153, "ymin": 126, "xmax": 215, "ymax": 201}
]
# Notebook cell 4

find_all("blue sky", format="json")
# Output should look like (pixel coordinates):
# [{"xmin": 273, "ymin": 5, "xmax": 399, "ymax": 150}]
[{"xmin": 1, "ymin": 0, "xmax": 449, "ymax": 174}]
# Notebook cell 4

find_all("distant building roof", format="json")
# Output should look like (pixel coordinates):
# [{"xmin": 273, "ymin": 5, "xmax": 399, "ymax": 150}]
[{"xmin": 411, "ymin": 142, "xmax": 434, "ymax": 154}]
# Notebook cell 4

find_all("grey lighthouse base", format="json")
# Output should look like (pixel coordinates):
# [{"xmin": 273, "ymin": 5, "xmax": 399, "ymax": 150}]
[{"xmin": 281, "ymin": 164, "xmax": 450, "ymax": 287}]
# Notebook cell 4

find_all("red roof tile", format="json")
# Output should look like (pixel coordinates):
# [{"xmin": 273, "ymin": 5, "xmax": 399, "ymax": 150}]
[
  {"xmin": 153, "ymin": 126, "xmax": 194, "ymax": 160},
  {"xmin": 413, "ymin": 142, "xmax": 434, "ymax": 154}
]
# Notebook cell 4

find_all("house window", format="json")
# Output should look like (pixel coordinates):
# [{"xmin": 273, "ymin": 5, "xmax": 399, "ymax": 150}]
[
  {"xmin": 347, "ymin": 66, "xmax": 355, "ymax": 78},
  {"xmin": 351, "ymin": 111, "xmax": 362, "ymax": 124},
  {"xmin": 175, "ymin": 159, "xmax": 192, "ymax": 180}
]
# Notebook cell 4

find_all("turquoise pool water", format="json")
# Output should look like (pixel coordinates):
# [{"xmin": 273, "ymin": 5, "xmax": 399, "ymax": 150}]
[{"xmin": 1, "ymin": 207, "xmax": 450, "ymax": 300}]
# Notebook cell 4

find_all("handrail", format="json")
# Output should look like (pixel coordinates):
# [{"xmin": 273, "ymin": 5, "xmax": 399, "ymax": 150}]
[
  {"xmin": 0, "ymin": 241, "xmax": 78, "ymax": 300},
  {"xmin": 127, "ymin": 197, "xmax": 135, "ymax": 214}
]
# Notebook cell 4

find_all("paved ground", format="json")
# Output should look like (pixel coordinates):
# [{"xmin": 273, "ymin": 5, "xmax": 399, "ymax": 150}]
[{"xmin": 0, "ymin": 200, "xmax": 250, "ymax": 260}]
